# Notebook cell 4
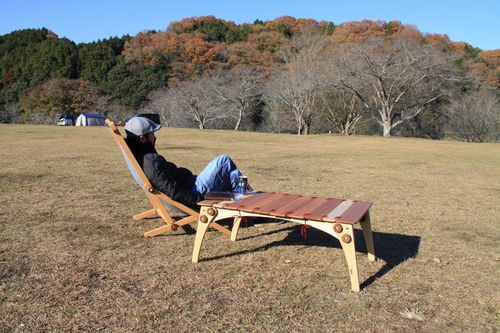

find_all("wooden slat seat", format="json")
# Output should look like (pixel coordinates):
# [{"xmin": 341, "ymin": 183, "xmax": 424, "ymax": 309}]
[
  {"xmin": 301, "ymin": 198, "xmax": 345, "ymax": 221},
  {"xmin": 192, "ymin": 192, "xmax": 376, "ymax": 292},
  {"xmin": 223, "ymin": 192, "xmax": 278, "ymax": 211},
  {"xmin": 208, "ymin": 193, "xmax": 372, "ymax": 224}
]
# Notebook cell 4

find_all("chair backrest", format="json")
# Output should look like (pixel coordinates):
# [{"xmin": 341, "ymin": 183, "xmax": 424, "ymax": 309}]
[
  {"xmin": 105, "ymin": 119, "xmax": 185, "ymax": 215},
  {"xmin": 106, "ymin": 120, "xmax": 153, "ymax": 191}
]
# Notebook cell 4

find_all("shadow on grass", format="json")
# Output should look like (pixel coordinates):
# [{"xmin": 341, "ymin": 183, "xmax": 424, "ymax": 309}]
[{"xmin": 202, "ymin": 224, "xmax": 421, "ymax": 291}]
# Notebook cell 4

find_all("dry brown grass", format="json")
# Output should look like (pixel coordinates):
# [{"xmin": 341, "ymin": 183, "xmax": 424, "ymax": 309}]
[{"xmin": 1, "ymin": 124, "xmax": 499, "ymax": 332}]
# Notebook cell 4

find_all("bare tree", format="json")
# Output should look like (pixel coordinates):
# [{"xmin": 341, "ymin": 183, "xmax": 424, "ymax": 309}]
[
  {"xmin": 105, "ymin": 102, "xmax": 133, "ymax": 125},
  {"xmin": 141, "ymin": 88, "xmax": 173, "ymax": 127},
  {"xmin": 262, "ymin": 93, "xmax": 295, "ymax": 133},
  {"xmin": 267, "ymin": 31, "xmax": 329, "ymax": 135},
  {"xmin": 166, "ymin": 76, "xmax": 229, "ymax": 129},
  {"xmin": 94, "ymin": 96, "xmax": 112, "ymax": 114},
  {"xmin": 213, "ymin": 68, "xmax": 263, "ymax": 130},
  {"xmin": 267, "ymin": 67, "xmax": 320, "ymax": 135},
  {"xmin": 328, "ymin": 37, "xmax": 450, "ymax": 137},
  {"xmin": 446, "ymin": 88, "xmax": 500, "ymax": 143},
  {"xmin": 279, "ymin": 28, "xmax": 330, "ymax": 65},
  {"xmin": 318, "ymin": 87, "xmax": 363, "ymax": 135}
]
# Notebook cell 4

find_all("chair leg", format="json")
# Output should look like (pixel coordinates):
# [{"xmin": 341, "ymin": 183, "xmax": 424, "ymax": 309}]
[
  {"xmin": 175, "ymin": 215, "xmax": 198, "ymax": 227},
  {"xmin": 133, "ymin": 208, "xmax": 157, "ymax": 220},
  {"xmin": 192, "ymin": 208, "xmax": 212, "ymax": 263},
  {"xmin": 143, "ymin": 215, "xmax": 197, "ymax": 238},
  {"xmin": 360, "ymin": 211, "xmax": 376, "ymax": 262},
  {"xmin": 143, "ymin": 224, "xmax": 173, "ymax": 238},
  {"xmin": 230, "ymin": 216, "xmax": 243, "ymax": 241},
  {"xmin": 339, "ymin": 225, "xmax": 360, "ymax": 293}
]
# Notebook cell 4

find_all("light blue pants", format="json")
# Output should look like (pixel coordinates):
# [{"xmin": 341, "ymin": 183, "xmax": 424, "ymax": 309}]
[{"xmin": 193, "ymin": 155, "xmax": 242, "ymax": 195}]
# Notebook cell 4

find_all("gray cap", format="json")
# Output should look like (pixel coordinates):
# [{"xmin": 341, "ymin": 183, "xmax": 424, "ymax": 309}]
[{"xmin": 125, "ymin": 116, "xmax": 161, "ymax": 136}]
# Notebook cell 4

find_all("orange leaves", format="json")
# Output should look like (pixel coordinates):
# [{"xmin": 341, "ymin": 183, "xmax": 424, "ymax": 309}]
[
  {"xmin": 331, "ymin": 20, "xmax": 418, "ymax": 45},
  {"xmin": 478, "ymin": 50, "xmax": 500, "ymax": 65},
  {"xmin": 465, "ymin": 56, "xmax": 500, "ymax": 88},
  {"xmin": 247, "ymin": 31, "xmax": 286, "ymax": 53},
  {"xmin": 331, "ymin": 20, "xmax": 386, "ymax": 43},
  {"xmin": 185, "ymin": 35, "xmax": 211, "ymax": 59},
  {"xmin": 168, "ymin": 17, "xmax": 199, "ymax": 34},
  {"xmin": 119, "ymin": 16, "xmax": 497, "ymax": 90},
  {"xmin": 46, "ymin": 31, "xmax": 58, "ymax": 40}
]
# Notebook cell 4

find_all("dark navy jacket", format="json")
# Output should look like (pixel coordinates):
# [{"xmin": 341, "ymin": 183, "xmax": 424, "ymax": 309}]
[{"xmin": 125, "ymin": 139, "xmax": 202, "ymax": 207}]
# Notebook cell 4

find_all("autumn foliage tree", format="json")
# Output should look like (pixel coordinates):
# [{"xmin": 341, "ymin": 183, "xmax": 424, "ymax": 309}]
[{"xmin": 19, "ymin": 79, "xmax": 109, "ymax": 123}]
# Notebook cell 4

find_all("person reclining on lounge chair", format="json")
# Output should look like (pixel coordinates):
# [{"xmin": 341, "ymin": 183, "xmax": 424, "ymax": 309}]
[{"xmin": 124, "ymin": 116, "xmax": 251, "ymax": 207}]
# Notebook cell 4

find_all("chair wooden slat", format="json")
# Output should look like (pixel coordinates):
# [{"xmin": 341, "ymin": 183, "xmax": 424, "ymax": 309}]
[
  {"xmin": 330, "ymin": 201, "xmax": 372, "ymax": 223},
  {"xmin": 285, "ymin": 196, "xmax": 331, "ymax": 220},
  {"xmin": 268, "ymin": 195, "xmax": 307, "ymax": 217},
  {"xmin": 325, "ymin": 200, "xmax": 354, "ymax": 221},
  {"xmin": 245, "ymin": 193, "xmax": 297, "ymax": 214},
  {"xmin": 305, "ymin": 198, "xmax": 345, "ymax": 221},
  {"xmin": 262, "ymin": 195, "xmax": 311, "ymax": 217},
  {"xmin": 248, "ymin": 193, "xmax": 299, "ymax": 214},
  {"xmin": 236, "ymin": 193, "xmax": 289, "ymax": 214},
  {"xmin": 221, "ymin": 192, "xmax": 276, "ymax": 210}
]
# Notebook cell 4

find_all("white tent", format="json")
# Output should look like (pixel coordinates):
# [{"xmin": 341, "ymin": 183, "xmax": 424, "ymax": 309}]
[{"xmin": 75, "ymin": 113, "xmax": 105, "ymax": 126}]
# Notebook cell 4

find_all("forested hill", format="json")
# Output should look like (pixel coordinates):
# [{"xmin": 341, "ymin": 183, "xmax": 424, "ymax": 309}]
[{"xmin": 0, "ymin": 16, "xmax": 498, "ymax": 141}]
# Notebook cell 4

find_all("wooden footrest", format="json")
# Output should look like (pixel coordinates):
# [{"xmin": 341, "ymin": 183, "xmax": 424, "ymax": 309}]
[{"xmin": 193, "ymin": 192, "xmax": 376, "ymax": 292}]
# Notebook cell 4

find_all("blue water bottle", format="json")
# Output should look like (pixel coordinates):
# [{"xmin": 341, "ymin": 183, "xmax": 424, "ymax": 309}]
[{"xmin": 236, "ymin": 176, "xmax": 247, "ymax": 195}]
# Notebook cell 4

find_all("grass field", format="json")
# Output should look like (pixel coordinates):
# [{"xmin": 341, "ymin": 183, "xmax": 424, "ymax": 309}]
[{"xmin": 1, "ymin": 124, "xmax": 499, "ymax": 332}]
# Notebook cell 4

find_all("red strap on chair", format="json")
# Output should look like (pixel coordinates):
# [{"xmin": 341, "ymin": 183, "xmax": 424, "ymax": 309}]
[{"xmin": 300, "ymin": 223, "xmax": 311, "ymax": 239}]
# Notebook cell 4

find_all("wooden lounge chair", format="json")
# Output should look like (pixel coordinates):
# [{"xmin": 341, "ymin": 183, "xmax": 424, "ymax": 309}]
[
  {"xmin": 192, "ymin": 192, "xmax": 376, "ymax": 292},
  {"xmin": 105, "ymin": 119, "xmax": 231, "ymax": 238}
]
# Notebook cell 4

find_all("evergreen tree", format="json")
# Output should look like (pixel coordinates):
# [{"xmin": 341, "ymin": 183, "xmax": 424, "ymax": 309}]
[
  {"xmin": 77, "ymin": 36, "xmax": 130, "ymax": 84},
  {"xmin": 102, "ymin": 57, "xmax": 169, "ymax": 108},
  {"xmin": 0, "ymin": 29, "xmax": 78, "ymax": 105}
]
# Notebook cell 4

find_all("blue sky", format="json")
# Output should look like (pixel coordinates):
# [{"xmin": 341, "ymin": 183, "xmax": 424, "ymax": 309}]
[{"xmin": 1, "ymin": 0, "xmax": 498, "ymax": 50}]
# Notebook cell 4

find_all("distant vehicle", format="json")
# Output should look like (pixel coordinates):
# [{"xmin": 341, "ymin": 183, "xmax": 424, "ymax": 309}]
[{"xmin": 56, "ymin": 114, "xmax": 75, "ymax": 126}]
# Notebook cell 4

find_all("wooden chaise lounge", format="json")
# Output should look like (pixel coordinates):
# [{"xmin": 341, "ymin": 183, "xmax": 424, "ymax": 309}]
[{"xmin": 192, "ymin": 192, "xmax": 376, "ymax": 292}]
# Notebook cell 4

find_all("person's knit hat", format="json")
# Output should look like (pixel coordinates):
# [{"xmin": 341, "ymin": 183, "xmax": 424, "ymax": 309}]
[{"xmin": 125, "ymin": 116, "xmax": 161, "ymax": 136}]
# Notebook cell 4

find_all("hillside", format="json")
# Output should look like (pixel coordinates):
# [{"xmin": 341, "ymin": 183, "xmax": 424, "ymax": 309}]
[{"xmin": 0, "ymin": 17, "xmax": 498, "ymax": 141}]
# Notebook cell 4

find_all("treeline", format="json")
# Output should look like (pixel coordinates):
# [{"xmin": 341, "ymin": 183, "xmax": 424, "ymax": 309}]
[{"xmin": 1, "ymin": 16, "xmax": 498, "ymax": 142}]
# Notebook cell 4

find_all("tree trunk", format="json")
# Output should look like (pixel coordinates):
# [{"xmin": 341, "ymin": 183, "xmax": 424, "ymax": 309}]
[
  {"xmin": 297, "ymin": 123, "xmax": 303, "ymax": 135},
  {"xmin": 303, "ymin": 123, "xmax": 310, "ymax": 135},
  {"xmin": 234, "ymin": 113, "xmax": 242, "ymax": 130},
  {"xmin": 383, "ymin": 121, "xmax": 392, "ymax": 137}
]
